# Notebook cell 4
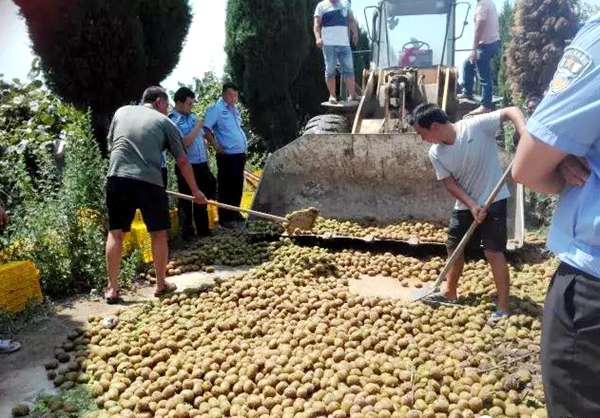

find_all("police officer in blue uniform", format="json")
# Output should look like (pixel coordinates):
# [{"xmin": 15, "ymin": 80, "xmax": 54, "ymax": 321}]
[
  {"xmin": 204, "ymin": 82, "xmax": 248, "ymax": 228},
  {"xmin": 513, "ymin": 15, "xmax": 600, "ymax": 418},
  {"xmin": 170, "ymin": 87, "xmax": 217, "ymax": 239}
]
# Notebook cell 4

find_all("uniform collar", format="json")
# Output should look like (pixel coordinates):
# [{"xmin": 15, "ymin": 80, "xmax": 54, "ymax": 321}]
[{"xmin": 218, "ymin": 98, "xmax": 237, "ymax": 111}]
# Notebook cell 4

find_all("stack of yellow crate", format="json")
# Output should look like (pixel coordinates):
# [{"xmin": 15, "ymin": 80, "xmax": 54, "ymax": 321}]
[{"xmin": 0, "ymin": 261, "xmax": 43, "ymax": 313}]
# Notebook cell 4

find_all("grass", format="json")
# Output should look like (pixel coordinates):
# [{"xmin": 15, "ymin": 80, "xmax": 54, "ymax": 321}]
[
  {"xmin": 0, "ymin": 300, "xmax": 54, "ymax": 338},
  {"xmin": 31, "ymin": 386, "xmax": 102, "ymax": 418}
]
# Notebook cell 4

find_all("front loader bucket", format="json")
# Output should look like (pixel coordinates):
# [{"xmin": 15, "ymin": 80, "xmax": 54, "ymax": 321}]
[{"xmin": 252, "ymin": 133, "xmax": 520, "ymax": 243}]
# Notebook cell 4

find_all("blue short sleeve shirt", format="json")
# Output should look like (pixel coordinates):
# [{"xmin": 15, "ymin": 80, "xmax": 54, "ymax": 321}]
[
  {"xmin": 527, "ymin": 16, "xmax": 600, "ymax": 278},
  {"xmin": 203, "ymin": 98, "xmax": 247, "ymax": 155},
  {"xmin": 168, "ymin": 111, "xmax": 208, "ymax": 164}
]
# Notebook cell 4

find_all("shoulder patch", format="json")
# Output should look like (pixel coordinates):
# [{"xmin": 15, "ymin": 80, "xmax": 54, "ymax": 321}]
[{"xmin": 549, "ymin": 47, "xmax": 593, "ymax": 95}]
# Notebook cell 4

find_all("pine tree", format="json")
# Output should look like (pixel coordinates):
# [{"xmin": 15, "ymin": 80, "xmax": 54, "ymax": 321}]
[
  {"xmin": 507, "ymin": 0, "xmax": 578, "ymax": 100},
  {"xmin": 226, "ymin": 0, "xmax": 311, "ymax": 150},
  {"xmin": 15, "ymin": 0, "xmax": 192, "ymax": 154}
]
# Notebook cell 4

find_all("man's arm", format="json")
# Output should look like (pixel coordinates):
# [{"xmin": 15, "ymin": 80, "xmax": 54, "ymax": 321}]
[
  {"xmin": 512, "ymin": 132, "xmax": 567, "ymax": 194},
  {"xmin": 175, "ymin": 155, "xmax": 207, "ymax": 204},
  {"xmin": 181, "ymin": 120, "xmax": 203, "ymax": 147},
  {"xmin": 499, "ymin": 106, "xmax": 527, "ymax": 138},
  {"xmin": 204, "ymin": 129, "xmax": 223, "ymax": 154},
  {"xmin": 442, "ymin": 176, "xmax": 487, "ymax": 223},
  {"xmin": 314, "ymin": 16, "xmax": 323, "ymax": 48}
]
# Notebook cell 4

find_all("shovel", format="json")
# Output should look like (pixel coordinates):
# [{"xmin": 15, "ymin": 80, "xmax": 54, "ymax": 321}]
[
  {"xmin": 166, "ymin": 190, "xmax": 318, "ymax": 235},
  {"xmin": 410, "ymin": 161, "xmax": 514, "ymax": 302}
]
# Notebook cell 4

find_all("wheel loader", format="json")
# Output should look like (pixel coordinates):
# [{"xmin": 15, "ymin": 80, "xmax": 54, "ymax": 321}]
[{"xmin": 252, "ymin": 0, "xmax": 525, "ymax": 249}]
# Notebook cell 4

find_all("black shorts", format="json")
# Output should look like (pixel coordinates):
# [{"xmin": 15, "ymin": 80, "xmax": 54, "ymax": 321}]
[
  {"xmin": 542, "ymin": 263, "xmax": 600, "ymax": 418},
  {"xmin": 447, "ymin": 199, "xmax": 507, "ymax": 253},
  {"xmin": 106, "ymin": 176, "xmax": 170, "ymax": 232}
]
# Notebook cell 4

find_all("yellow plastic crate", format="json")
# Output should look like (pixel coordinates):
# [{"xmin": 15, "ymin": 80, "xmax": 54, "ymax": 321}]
[
  {"xmin": 124, "ymin": 209, "xmax": 179, "ymax": 263},
  {"xmin": 0, "ymin": 261, "xmax": 43, "ymax": 313}
]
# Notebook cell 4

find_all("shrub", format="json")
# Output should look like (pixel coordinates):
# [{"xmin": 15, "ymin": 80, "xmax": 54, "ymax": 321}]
[{"xmin": 0, "ymin": 78, "xmax": 143, "ymax": 297}]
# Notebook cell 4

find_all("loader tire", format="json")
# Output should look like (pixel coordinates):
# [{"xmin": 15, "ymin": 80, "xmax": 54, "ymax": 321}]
[{"xmin": 303, "ymin": 114, "xmax": 349, "ymax": 135}]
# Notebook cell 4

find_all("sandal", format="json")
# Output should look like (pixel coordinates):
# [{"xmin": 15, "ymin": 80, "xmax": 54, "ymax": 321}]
[
  {"xmin": 154, "ymin": 282, "xmax": 177, "ymax": 298},
  {"xmin": 423, "ymin": 292, "xmax": 457, "ymax": 304},
  {"xmin": 0, "ymin": 339, "xmax": 21, "ymax": 354},
  {"xmin": 104, "ymin": 288, "xmax": 122, "ymax": 305}
]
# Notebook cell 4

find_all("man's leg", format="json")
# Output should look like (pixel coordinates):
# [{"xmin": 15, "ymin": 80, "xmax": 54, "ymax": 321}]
[
  {"xmin": 193, "ymin": 163, "xmax": 215, "ymax": 236},
  {"xmin": 476, "ymin": 42, "xmax": 500, "ymax": 110},
  {"xmin": 480, "ymin": 199, "xmax": 509, "ymax": 312},
  {"xmin": 323, "ymin": 46, "xmax": 338, "ymax": 100},
  {"xmin": 105, "ymin": 229, "xmax": 124, "ymax": 298},
  {"xmin": 104, "ymin": 176, "xmax": 136, "ymax": 300},
  {"xmin": 441, "ymin": 209, "xmax": 476, "ymax": 299},
  {"xmin": 462, "ymin": 57, "xmax": 476, "ymax": 98},
  {"xmin": 484, "ymin": 249, "xmax": 510, "ymax": 312},
  {"xmin": 217, "ymin": 154, "xmax": 241, "ymax": 224},
  {"xmin": 216, "ymin": 154, "xmax": 230, "ymax": 224},
  {"xmin": 339, "ymin": 46, "xmax": 357, "ymax": 100},
  {"xmin": 326, "ymin": 78, "xmax": 337, "ymax": 99},
  {"xmin": 175, "ymin": 166, "xmax": 194, "ymax": 239},
  {"xmin": 442, "ymin": 250, "xmax": 464, "ymax": 300},
  {"xmin": 150, "ymin": 230, "xmax": 169, "ymax": 292},
  {"xmin": 229, "ymin": 154, "xmax": 246, "ymax": 222}
]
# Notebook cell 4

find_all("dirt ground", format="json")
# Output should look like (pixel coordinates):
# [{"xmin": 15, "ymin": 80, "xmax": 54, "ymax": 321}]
[{"xmin": 0, "ymin": 266, "xmax": 251, "ymax": 418}]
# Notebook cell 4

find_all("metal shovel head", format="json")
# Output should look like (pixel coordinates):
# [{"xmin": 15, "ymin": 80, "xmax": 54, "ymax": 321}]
[
  {"xmin": 409, "ymin": 283, "xmax": 439, "ymax": 302},
  {"xmin": 285, "ymin": 207, "xmax": 319, "ymax": 235}
]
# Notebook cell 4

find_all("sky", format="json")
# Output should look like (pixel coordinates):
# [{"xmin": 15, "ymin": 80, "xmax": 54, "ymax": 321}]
[{"xmin": 1, "ymin": 0, "xmax": 599, "ymax": 89}]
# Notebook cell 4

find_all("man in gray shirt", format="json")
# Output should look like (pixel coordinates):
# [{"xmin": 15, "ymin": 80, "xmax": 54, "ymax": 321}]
[
  {"xmin": 105, "ymin": 86, "xmax": 206, "ymax": 303},
  {"xmin": 410, "ymin": 103, "xmax": 527, "ymax": 321}
]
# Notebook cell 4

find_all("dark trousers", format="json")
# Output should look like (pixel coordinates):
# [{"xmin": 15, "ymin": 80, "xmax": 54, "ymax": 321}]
[
  {"xmin": 541, "ymin": 262, "xmax": 600, "ymax": 418},
  {"xmin": 175, "ymin": 163, "xmax": 217, "ymax": 237},
  {"xmin": 161, "ymin": 167, "xmax": 168, "ymax": 188},
  {"xmin": 216, "ymin": 153, "xmax": 246, "ymax": 223}
]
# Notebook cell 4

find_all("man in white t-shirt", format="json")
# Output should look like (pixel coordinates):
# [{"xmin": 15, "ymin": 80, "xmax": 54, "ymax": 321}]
[
  {"xmin": 314, "ymin": 0, "xmax": 359, "ymax": 104},
  {"xmin": 461, "ymin": 0, "xmax": 501, "ymax": 115},
  {"xmin": 410, "ymin": 103, "xmax": 527, "ymax": 321}
]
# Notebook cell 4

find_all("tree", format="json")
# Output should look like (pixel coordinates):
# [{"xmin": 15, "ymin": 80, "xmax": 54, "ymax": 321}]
[
  {"xmin": 226, "ymin": 0, "xmax": 312, "ymax": 150},
  {"xmin": 14, "ymin": 0, "xmax": 192, "ymax": 155},
  {"xmin": 506, "ymin": 0, "xmax": 578, "ymax": 101}
]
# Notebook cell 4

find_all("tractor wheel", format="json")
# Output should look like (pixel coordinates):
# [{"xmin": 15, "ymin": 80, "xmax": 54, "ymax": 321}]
[{"xmin": 303, "ymin": 114, "xmax": 350, "ymax": 135}]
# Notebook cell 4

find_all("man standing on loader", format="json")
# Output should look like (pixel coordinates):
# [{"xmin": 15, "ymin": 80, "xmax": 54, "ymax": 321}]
[
  {"xmin": 512, "ymin": 16, "xmax": 600, "ymax": 417},
  {"xmin": 460, "ymin": 0, "xmax": 501, "ymax": 115},
  {"xmin": 314, "ymin": 0, "xmax": 360, "ymax": 104},
  {"xmin": 410, "ymin": 103, "xmax": 527, "ymax": 321}
]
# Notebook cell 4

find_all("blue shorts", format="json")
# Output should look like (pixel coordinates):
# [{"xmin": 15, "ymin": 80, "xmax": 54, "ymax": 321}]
[{"xmin": 323, "ymin": 45, "xmax": 355, "ymax": 79}]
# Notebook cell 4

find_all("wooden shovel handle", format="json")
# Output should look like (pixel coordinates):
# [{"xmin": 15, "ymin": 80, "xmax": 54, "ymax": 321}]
[{"xmin": 166, "ymin": 190, "xmax": 288, "ymax": 224}]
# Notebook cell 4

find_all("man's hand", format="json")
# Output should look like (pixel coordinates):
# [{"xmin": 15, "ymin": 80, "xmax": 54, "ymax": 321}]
[
  {"xmin": 0, "ymin": 206, "xmax": 9, "ymax": 228},
  {"xmin": 558, "ymin": 155, "xmax": 590, "ymax": 187},
  {"xmin": 215, "ymin": 144, "xmax": 225, "ymax": 154},
  {"xmin": 470, "ymin": 205, "xmax": 488, "ymax": 224},
  {"xmin": 316, "ymin": 38, "xmax": 323, "ymax": 48},
  {"xmin": 470, "ymin": 49, "xmax": 478, "ymax": 64},
  {"xmin": 192, "ymin": 189, "xmax": 208, "ymax": 205}
]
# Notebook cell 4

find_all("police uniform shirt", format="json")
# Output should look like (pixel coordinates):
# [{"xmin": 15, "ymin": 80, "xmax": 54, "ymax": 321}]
[{"xmin": 527, "ymin": 15, "xmax": 600, "ymax": 278}]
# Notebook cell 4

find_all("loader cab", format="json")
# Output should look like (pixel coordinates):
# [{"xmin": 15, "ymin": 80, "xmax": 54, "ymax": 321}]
[{"xmin": 365, "ymin": 0, "xmax": 470, "ymax": 69}]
